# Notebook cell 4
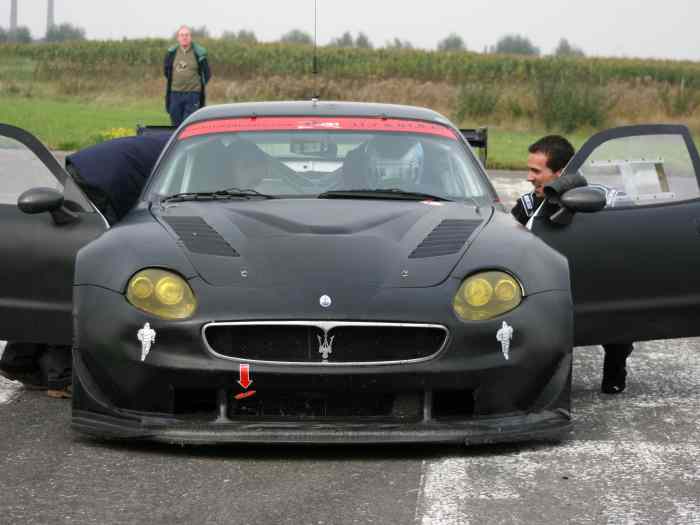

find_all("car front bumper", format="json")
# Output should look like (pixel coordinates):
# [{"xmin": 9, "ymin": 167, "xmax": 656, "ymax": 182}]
[{"xmin": 72, "ymin": 283, "xmax": 573, "ymax": 445}]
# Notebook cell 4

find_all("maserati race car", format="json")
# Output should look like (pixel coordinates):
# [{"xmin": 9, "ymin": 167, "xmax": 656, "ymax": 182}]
[{"xmin": 1, "ymin": 102, "xmax": 699, "ymax": 445}]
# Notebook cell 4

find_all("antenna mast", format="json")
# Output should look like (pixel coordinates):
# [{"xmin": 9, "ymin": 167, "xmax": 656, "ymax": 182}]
[{"xmin": 312, "ymin": 0, "xmax": 320, "ymax": 101}]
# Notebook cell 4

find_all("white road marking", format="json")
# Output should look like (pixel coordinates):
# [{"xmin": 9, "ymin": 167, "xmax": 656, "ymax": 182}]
[
  {"xmin": 415, "ymin": 340, "xmax": 700, "ymax": 525},
  {"xmin": 416, "ymin": 441, "xmax": 700, "ymax": 525}
]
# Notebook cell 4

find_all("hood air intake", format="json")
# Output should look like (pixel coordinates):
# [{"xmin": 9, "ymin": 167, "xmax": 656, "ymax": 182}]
[
  {"xmin": 409, "ymin": 219, "xmax": 482, "ymax": 259},
  {"xmin": 164, "ymin": 216, "xmax": 239, "ymax": 257}
]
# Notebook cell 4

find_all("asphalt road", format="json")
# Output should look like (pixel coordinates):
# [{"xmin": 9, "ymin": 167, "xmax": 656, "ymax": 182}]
[
  {"xmin": 1, "ymin": 340, "xmax": 698, "ymax": 525},
  {"xmin": 0, "ymin": 161, "xmax": 698, "ymax": 524}
]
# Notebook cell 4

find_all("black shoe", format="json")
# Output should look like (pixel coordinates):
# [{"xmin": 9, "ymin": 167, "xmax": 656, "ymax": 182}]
[{"xmin": 601, "ymin": 380, "xmax": 626, "ymax": 394}]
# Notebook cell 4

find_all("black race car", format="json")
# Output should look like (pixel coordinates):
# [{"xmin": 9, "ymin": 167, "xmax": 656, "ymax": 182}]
[{"xmin": 1, "ymin": 102, "xmax": 699, "ymax": 445}]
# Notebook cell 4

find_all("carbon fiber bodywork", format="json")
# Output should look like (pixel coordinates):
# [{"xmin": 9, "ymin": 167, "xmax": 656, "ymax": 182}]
[
  {"xmin": 72, "ymin": 283, "xmax": 572, "ymax": 444},
  {"xmin": 72, "ymin": 201, "xmax": 573, "ymax": 444},
  {"xmin": 70, "ymin": 101, "xmax": 574, "ymax": 445}
]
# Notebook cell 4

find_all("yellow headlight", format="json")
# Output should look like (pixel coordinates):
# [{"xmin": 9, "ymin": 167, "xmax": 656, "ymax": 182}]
[
  {"xmin": 126, "ymin": 269, "xmax": 197, "ymax": 320},
  {"xmin": 130, "ymin": 276, "xmax": 154, "ymax": 300},
  {"xmin": 495, "ymin": 279, "xmax": 518, "ymax": 302},
  {"xmin": 453, "ymin": 271, "xmax": 523, "ymax": 321},
  {"xmin": 463, "ymin": 278, "xmax": 493, "ymax": 307},
  {"xmin": 155, "ymin": 276, "xmax": 185, "ymax": 305}
]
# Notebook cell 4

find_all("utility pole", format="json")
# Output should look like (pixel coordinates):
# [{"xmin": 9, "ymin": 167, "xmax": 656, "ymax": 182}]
[
  {"xmin": 47, "ymin": 0, "xmax": 56, "ymax": 33},
  {"xmin": 10, "ymin": 0, "xmax": 18, "ymax": 32}
]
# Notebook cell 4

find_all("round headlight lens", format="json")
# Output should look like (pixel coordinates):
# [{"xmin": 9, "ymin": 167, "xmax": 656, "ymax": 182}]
[
  {"xmin": 453, "ymin": 271, "xmax": 523, "ymax": 321},
  {"xmin": 126, "ymin": 269, "xmax": 197, "ymax": 320},
  {"xmin": 130, "ymin": 276, "xmax": 154, "ymax": 300},
  {"xmin": 495, "ymin": 278, "xmax": 518, "ymax": 302},
  {"xmin": 155, "ymin": 276, "xmax": 185, "ymax": 306},
  {"xmin": 463, "ymin": 278, "xmax": 493, "ymax": 307}
]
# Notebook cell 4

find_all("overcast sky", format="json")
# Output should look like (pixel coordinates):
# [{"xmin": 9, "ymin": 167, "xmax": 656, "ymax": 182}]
[{"xmin": 2, "ymin": 0, "xmax": 698, "ymax": 61}]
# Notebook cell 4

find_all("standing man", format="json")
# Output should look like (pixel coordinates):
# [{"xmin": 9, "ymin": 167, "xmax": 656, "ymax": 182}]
[
  {"xmin": 164, "ymin": 25, "xmax": 211, "ymax": 127},
  {"xmin": 512, "ymin": 135, "xmax": 634, "ymax": 394}
]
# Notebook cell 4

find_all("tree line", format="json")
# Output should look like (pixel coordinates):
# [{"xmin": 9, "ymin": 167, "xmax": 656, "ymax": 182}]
[
  {"xmin": 209, "ymin": 27, "xmax": 586, "ymax": 57},
  {"xmin": 0, "ymin": 22, "xmax": 584, "ymax": 57}
]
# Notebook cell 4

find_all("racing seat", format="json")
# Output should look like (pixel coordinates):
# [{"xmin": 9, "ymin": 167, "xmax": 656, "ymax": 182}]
[
  {"xmin": 413, "ymin": 144, "xmax": 448, "ymax": 195},
  {"xmin": 340, "ymin": 144, "xmax": 372, "ymax": 190},
  {"xmin": 188, "ymin": 138, "xmax": 235, "ymax": 193}
]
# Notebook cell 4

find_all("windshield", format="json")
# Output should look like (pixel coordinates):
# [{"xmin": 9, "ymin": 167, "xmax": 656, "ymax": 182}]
[{"xmin": 146, "ymin": 117, "xmax": 491, "ymax": 202}]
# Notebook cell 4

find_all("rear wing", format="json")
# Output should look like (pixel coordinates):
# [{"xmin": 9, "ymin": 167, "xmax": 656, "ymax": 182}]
[{"xmin": 460, "ymin": 128, "xmax": 488, "ymax": 165}]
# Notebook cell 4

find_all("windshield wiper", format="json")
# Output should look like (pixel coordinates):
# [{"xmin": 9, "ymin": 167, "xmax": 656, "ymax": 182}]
[
  {"xmin": 318, "ymin": 189, "xmax": 453, "ymax": 202},
  {"xmin": 161, "ymin": 188, "xmax": 274, "ymax": 203}
]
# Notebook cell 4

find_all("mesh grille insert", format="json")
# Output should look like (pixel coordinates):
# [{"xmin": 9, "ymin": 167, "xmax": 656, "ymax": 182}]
[
  {"xmin": 164, "ymin": 216, "xmax": 239, "ymax": 257},
  {"xmin": 409, "ymin": 219, "xmax": 482, "ymax": 259},
  {"xmin": 229, "ymin": 391, "xmax": 423, "ymax": 421}
]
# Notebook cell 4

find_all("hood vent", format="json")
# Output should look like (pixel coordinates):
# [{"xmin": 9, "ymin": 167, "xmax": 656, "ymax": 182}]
[
  {"xmin": 409, "ymin": 219, "xmax": 482, "ymax": 259},
  {"xmin": 164, "ymin": 216, "xmax": 239, "ymax": 257}
]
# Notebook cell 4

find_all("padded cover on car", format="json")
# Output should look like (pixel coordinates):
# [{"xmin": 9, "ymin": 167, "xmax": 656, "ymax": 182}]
[{"xmin": 66, "ymin": 133, "xmax": 171, "ymax": 223}]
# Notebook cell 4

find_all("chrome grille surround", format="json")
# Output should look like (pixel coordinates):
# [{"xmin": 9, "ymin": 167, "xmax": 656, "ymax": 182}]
[{"xmin": 201, "ymin": 321, "xmax": 450, "ymax": 366}]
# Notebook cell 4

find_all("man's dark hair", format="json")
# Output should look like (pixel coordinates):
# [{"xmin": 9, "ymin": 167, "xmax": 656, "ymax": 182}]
[{"xmin": 528, "ymin": 135, "xmax": 575, "ymax": 173}]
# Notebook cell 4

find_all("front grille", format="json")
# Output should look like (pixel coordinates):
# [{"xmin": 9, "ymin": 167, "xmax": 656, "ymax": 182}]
[{"xmin": 203, "ymin": 322, "xmax": 448, "ymax": 365}]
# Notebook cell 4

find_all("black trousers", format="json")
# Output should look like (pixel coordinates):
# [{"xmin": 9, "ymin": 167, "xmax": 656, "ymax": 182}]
[
  {"xmin": 0, "ymin": 342, "xmax": 71, "ymax": 389},
  {"xmin": 603, "ymin": 343, "xmax": 634, "ymax": 362}
]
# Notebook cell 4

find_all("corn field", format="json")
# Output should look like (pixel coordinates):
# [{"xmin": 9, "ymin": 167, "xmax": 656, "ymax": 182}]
[
  {"xmin": 2, "ymin": 39, "xmax": 700, "ymax": 85},
  {"xmin": 2, "ymin": 39, "xmax": 700, "ymax": 133}
]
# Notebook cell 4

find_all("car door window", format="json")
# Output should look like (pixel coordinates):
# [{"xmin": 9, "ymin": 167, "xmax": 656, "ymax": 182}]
[
  {"xmin": 570, "ymin": 128, "xmax": 700, "ymax": 208},
  {"xmin": 0, "ymin": 135, "xmax": 62, "ymax": 205}
]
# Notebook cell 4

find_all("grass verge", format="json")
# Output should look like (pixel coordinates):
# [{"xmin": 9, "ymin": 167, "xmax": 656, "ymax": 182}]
[
  {"xmin": 0, "ymin": 96, "xmax": 169, "ymax": 150},
  {"xmin": 0, "ymin": 95, "xmax": 590, "ymax": 169}
]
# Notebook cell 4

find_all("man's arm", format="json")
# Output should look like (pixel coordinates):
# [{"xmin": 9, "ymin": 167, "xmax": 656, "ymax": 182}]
[
  {"xmin": 201, "ymin": 58, "xmax": 211, "ymax": 85},
  {"xmin": 511, "ymin": 192, "xmax": 540, "ymax": 226},
  {"xmin": 163, "ymin": 51, "xmax": 170, "ymax": 78}
]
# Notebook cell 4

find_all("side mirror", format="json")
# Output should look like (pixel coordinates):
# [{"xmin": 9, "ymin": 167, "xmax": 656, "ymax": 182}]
[
  {"xmin": 546, "ymin": 186, "xmax": 607, "ymax": 226},
  {"xmin": 560, "ymin": 187, "xmax": 607, "ymax": 213},
  {"xmin": 18, "ymin": 187, "xmax": 78, "ymax": 225}
]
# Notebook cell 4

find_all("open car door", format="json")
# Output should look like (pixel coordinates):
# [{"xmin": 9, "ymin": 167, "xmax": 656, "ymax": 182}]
[
  {"xmin": 0, "ymin": 124, "xmax": 107, "ymax": 345},
  {"xmin": 532, "ymin": 124, "xmax": 700, "ymax": 346}
]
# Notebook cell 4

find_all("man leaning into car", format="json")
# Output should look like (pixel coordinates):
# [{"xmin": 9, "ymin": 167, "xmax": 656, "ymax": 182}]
[
  {"xmin": 164, "ymin": 25, "xmax": 212, "ymax": 127},
  {"xmin": 512, "ymin": 135, "xmax": 634, "ymax": 394}
]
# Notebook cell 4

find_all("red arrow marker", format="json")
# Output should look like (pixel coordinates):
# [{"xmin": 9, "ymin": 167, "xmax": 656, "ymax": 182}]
[{"xmin": 238, "ymin": 363, "xmax": 252, "ymax": 389}]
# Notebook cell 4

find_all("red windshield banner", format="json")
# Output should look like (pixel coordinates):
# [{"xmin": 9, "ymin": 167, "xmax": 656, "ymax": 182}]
[{"xmin": 178, "ymin": 117, "xmax": 458, "ymax": 140}]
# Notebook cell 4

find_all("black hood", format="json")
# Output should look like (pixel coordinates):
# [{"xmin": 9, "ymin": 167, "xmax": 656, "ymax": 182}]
[{"xmin": 154, "ymin": 199, "xmax": 490, "ymax": 288}]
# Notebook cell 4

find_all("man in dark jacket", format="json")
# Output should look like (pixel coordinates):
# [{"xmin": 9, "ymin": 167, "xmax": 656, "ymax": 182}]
[
  {"xmin": 512, "ymin": 135, "xmax": 634, "ymax": 394},
  {"xmin": 66, "ymin": 133, "xmax": 171, "ymax": 223},
  {"xmin": 164, "ymin": 25, "xmax": 211, "ymax": 127}
]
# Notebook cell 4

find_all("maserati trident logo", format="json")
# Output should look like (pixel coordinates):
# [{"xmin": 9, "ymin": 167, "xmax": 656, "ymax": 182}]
[
  {"xmin": 317, "ymin": 331, "xmax": 335, "ymax": 361},
  {"xmin": 319, "ymin": 294, "xmax": 332, "ymax": 308}
]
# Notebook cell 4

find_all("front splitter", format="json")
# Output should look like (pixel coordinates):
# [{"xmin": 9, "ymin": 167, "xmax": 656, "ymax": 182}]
[{"xmin": 72, "ymin": 409, "xmax": 572, "ymax": 446}]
